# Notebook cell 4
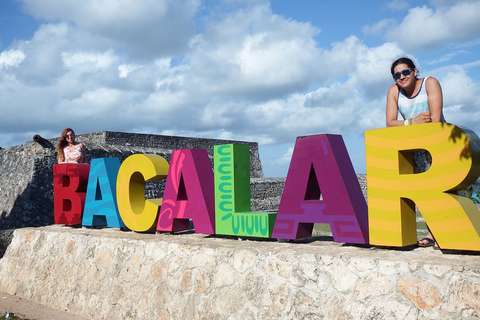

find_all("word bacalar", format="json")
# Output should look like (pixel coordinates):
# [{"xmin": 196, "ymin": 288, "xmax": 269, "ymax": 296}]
[{"xmin": 53, "ymin": 123, "xmax": 480, "ymax": 251}]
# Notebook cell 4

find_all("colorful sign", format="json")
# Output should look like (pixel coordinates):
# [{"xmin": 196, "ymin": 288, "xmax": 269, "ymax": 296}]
[{"xmin": 52, "ymin": 123, "xmax": 480, "ymax": 251}]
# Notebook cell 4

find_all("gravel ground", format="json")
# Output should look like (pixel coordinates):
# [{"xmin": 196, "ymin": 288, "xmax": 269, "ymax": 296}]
[{"xmin": 0, "ymin": 292, "xmax": 86, "ymax": 320}]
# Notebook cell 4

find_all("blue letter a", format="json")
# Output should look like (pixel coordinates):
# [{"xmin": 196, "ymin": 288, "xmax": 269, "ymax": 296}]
[{"xmin": 82, "ymin": 158, "xmax": 125, "ymax": 228}]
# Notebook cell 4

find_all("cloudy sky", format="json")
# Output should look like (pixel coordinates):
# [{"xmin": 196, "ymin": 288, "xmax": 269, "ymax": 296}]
[{"xmin": 1, "ymin": 0, "xmax": 479, "ymax": 177}]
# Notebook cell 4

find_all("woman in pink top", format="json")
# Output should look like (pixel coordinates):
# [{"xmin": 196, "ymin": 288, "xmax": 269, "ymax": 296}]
[{"xmin": 56, "ymin": 128, "xmax": 86, "ymax": 163}]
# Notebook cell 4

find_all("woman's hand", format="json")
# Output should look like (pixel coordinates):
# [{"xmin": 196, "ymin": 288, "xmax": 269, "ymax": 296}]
[{"xmin": 412, "ymin": 111, "xmax": 431, "ymax": 124}]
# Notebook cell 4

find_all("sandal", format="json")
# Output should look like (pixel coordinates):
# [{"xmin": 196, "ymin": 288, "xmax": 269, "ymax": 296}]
[{"xmin": 418, "ymin": 237, "xmax": 435, "ymax": 247}]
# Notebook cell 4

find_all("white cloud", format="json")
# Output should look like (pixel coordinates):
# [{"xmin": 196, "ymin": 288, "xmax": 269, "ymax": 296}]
[
  {"xmin": 13, "ymin": 23, "xmax": 70, "ymax": 84},
  {"xmin": 62, "ymin": 51, "xmax": 117, "ymax": 71},
  {"xmin": 0, "ymin": 49, "xmax": 25, "ymax": 69},
  {"xmin": 362, "ymin": 19, "xmax": 394, "ymax": 36},
  {"xmin": 429, "ymin": 0, "xmax": 476, "ymax": 7},
  {"xmin": 64, "ymin": 88, "xmax": 123, "ymax": 113},
  {"xmin": 439, "ymin": 67, "xmax": 480, "ymax": 127},
  {"xmin": 385, "ymin": 2, "xmax": 480, "ymax": 51},
  {"xmin": 19, "ymin": 0, "xmax": 200, "ymax": 58},
  {"xmin": 118, "ymin": 64, "xmax": 138, "ymax": 78},
  {"xmin": 186, "ymin": 4, "xmax": 322, "ymax": 99},
  {"xmin": 387, "ymin": 0, "xmax": 409, "ymax": 11},
  {"xmin": 427, "ymin": 51, "xmax": 469, "ymax": 65},
  {"xmin": 274, "ymin": 146, "xmax": 293, "ymax": 168}
]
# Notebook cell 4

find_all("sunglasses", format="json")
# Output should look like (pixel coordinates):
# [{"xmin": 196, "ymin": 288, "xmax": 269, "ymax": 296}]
[{"xmin": 393, "ymin": 68, "xmax": 415, "ymax": 80}]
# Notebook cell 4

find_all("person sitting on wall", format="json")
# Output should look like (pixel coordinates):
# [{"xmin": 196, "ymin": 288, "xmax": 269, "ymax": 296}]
[
  {"xmin": 56, "ymin": 128, "xmax": 87, "ymax": 164},
  {"xmin": 385, "ymin": 57, "xmax": 446, "ymax": 250}
]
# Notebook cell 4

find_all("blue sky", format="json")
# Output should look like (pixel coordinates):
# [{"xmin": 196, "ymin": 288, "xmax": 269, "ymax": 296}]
[{"xmin": 1, "ymin": 0, "xmax": 479, "ymax": 177}]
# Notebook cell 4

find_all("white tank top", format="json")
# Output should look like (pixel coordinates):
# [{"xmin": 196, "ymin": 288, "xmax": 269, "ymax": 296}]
[{"xmin": 397, "ymin": 77, "xmax": 446, "ymax": 122}]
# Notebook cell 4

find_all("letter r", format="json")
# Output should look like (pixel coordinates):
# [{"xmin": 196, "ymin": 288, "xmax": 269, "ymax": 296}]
[{"xmin": 365, "ymin": 123, "xmax": 480, "ymax": 250}]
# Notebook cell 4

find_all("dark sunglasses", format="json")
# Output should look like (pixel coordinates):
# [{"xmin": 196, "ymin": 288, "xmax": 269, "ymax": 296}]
[{"xmin": 392, "ymin": 68, "xmax": 415, "ymax": 80}]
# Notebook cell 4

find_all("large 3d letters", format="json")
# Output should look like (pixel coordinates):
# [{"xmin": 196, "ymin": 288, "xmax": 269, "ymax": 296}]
[
  {"xmin": 365, "ymin": 123, "xmax": 480, "ymax": 250},
  {"xmin": 157, "ymin": 149, "xmax": 215, "ymax": 234},
  {"xmin": 272, "ymin": 134, "xmax": 369, "ymax": 242},
  {"xmin": 116, "ymin": 154, "xmax": 169, "ymax": 232},
  {"xmin": 214, "ymin": 144, "xmax": 277, "ymax": 238},
  {"xmin": 53, "ymin": 163, "xmax": 90, "ymax": 225},
  {"xmin": 82, "ymin": 158, "xmax": 125, "ymax": 228}
]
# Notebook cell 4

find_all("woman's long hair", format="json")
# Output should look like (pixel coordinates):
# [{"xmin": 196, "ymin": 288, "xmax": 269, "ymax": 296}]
[{"xmin": 56, "ymin": 128, "xmax": 74, "ymax": 162}]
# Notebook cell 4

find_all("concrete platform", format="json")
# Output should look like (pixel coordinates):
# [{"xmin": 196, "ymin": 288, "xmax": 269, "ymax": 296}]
[{"xmin": 0, "ymin": 226, "xmax": 479, "ymax": 319}]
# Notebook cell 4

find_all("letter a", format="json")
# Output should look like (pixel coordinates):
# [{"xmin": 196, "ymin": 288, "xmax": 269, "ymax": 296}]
[
  {"xmin": 272, "ymin": 134, "xmax": 369, "ymax": 243},
  {"xmin": 83, "ymin": 158, "xmax": 125, "ymax": 228},
  {"xmin": 53, "ymin": 163, "xmax": 90, "ymax": 225},
  {"xmin": 365, "ymin": 123, "xmax": 480, "ymax": 250},
  {"xmin": 157, "ymin": 149, "xmax": 215, "ymax": 234}
]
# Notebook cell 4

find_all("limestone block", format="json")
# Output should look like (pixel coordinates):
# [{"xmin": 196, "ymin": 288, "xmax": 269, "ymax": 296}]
[
  {"xmin": 354, "ymin": 272, "xmax": 391, "ymax": 301},
  {"xmin": 264, "ymin": 258, "xmax": 293, "ymax": 279},
  {"xmin": 446, "ymin": 276, "xmax": 480, "ymax": 317},
  {"xmin": 422, "ymin": 263, "xmax": 453, "ymax": 278},
  {"xmin": 213, "ymin": 263, "xmax": 236, "ymax": 288},
  {"xmin": 331, "ymin": 264, "xmax": 359, "ymax": 293},
  {"xmin": 350, "ymin": 256, "xmax": 377, "ymax": 273},
  {"xmin": 233, "ymin": 249, "xmax": 257, "ymax": 274},
  {"xmin": 289, "ymin": 288, "xmax": 325, "ymax": 320},
  {"xmin": 364, "ymin": 299, "xmax": 414, "ymax": 320},
  {"xmin": 325, "ymin": 295, "xmax": 363, "ymax": 320},
  {"xmin": 397, "ymin": 276, "xmax": 441, "ymax": 310},
  {"xmin": 258, "ymin": 282, "xmax": 290, "ymax": 320}
]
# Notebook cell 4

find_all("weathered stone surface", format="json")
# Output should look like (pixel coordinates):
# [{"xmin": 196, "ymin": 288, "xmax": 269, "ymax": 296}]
[
  {"xmin": 446, "ymin": 276, "xmax": 480, "ymax": 317},
  {"xmin": 1, "ymin": 226, "xmax": 479, "ymax": 320},
  {"xmin": 397, "ymin": 276, "xmax": 441, "ymax": 310},
  {"xmin": 354, "ymin": 272, "xmax": 391, "ymax": 301}
]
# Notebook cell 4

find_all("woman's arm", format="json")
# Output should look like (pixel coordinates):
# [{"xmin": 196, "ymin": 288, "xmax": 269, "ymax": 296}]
[
  {"xmin": 425, "ymin": 77, "xmax": 443, "ymax": 122},
  {"xmin": 80, "ymin": 142, "xmax": 86, "ymax": 163},
  {"xmin": 386, "ymin": 85, "xmax": 404, "ymax": 127}
]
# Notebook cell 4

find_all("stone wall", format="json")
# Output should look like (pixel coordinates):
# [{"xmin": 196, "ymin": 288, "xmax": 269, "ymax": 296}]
[
  {"xmin": 0, "ymin": 132, "xmax": 264, "ymax": 231},
  {"xmin": 0, "ymin": 142, "xmax": 57, "ymax": 230},
  {"xmin": 1, "ymin": 226, "xmax": 479, "ymax": 320}
]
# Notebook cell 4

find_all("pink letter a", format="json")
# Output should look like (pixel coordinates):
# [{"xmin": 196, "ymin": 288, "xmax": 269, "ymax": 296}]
[
  {"xmin": 157, "ymin": 149, "xmax": 215, "ymax": 234},
  {"xmin": 272, "ymin": 134, "xmax": 369, "ymax": 243}
]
